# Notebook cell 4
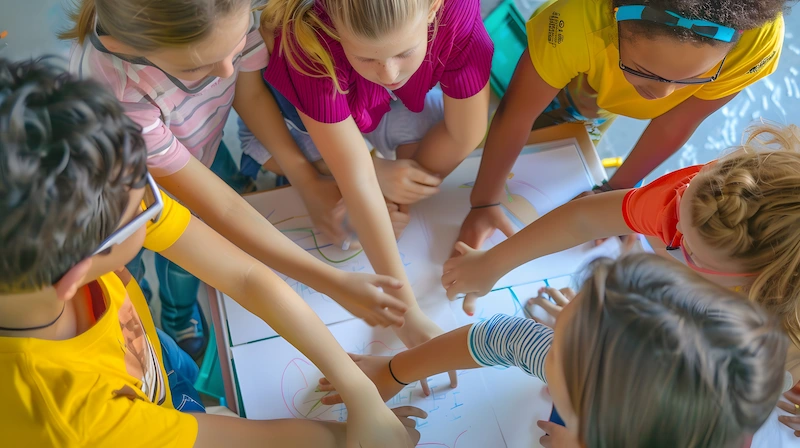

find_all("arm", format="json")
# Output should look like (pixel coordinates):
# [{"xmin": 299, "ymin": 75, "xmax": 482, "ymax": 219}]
[
  {"xmin": 298, "ymin": 113, "xmax": 441, "ymax": 347},
  {"xmin": 457, "ymin": 48, "xmax": 560, "ymax": 249},
  {"xmin": 443, "ymin": 190, "xmax": 631, "ymax": 300},
  {"xmin": 160, "ymin": 217, "xmax": 415, "ymax": 447},
  {"xmin": 233, "ymin": 70, "xmax": 319, "ymax": 187},
  {"xmin": 318, "ymin": 315, "xmax": 554, "ymax": 405},
  {"xmin": 607, "ymin": 94, "xmax": 737, "ymax": 189},
  {"xmin": 157, "ymin": 159, "xmax": 406, "ymax": 327},
  {"xmin": 412, "ymin": 84, "xmax": 491, "ymax": 177}
]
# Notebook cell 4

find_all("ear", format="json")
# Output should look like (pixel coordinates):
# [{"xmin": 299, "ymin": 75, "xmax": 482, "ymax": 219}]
[
  {"xmin": 97, "ymin": 35, "xmax": 142, "ymax": 57},
  {"xmin": 428, "ymin": 0, "xmax": 444, "ymax": 23},
  {"xmin": 53, "ymin": 259, "xmax": 93, "ymax": 302}
]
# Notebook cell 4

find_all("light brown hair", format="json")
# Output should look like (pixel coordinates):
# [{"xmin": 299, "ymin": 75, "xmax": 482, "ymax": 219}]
[
  {"xmin": 564, "ymin": 254, "xmax": 787, "ymax": 447},
  {"xmin": 59, "ymin": 0, "xmax": 250, "ymax": 51}
]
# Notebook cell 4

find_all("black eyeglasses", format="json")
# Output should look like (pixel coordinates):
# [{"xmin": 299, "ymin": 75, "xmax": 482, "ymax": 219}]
[{"xmin": 618, "ymin": 56, "xmax": 726, "ymax": 85}]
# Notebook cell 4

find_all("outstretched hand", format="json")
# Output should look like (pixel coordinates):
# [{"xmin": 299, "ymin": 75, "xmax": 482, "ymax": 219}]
[{"xmin": 442, "ymin": 241, "xmax": 499, "ymax": 316}]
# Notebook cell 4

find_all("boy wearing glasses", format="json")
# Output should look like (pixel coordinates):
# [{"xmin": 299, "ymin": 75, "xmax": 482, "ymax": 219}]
[{"xmin": 0, "ymin": 58, "xmax": 424, "ymax": 447}]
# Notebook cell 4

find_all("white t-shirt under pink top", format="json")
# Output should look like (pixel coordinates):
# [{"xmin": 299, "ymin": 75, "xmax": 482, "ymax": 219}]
[{"xmin": 68, "ymin": 12, "xmax": 268, "ymax": 177}]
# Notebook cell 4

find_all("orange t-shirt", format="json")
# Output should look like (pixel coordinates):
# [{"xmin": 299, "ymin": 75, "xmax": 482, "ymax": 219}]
[{"xmin": 622, "ymin": 165, "xmax": 704, "ymax": 246}]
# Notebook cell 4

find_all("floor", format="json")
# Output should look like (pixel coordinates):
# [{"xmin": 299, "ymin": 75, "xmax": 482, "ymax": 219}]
[{"xmin": 2, "ymin": 0, "xmax": 798, "ymax": 325}]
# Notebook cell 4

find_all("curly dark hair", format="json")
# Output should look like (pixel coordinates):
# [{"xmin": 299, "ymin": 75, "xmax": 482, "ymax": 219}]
[
  {"xmin": 613, "ymin": 0, "xmax": 789, "ymax": 46},
  {"xmin": 0, "ymin": 57, "xmax": 148, "ymax": 293}
]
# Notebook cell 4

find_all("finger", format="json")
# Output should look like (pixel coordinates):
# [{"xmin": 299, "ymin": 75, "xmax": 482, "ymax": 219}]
[
  {"xmin": 398, "ymin": 203, "xmax": 410, "ymax": 214},
  {"xmin": 397, "ymin": 417, "xmax": 417, "ymax": 429},
  {"xmin": 536, "ymin": 420, "xmax": 557, "ymax": 433},
  {"xmin": 371, "ymin": 274, "xmax": 405, "ymax": 290},
  {"xmin": 392, "ymin": 406, "xmax": 428, "ymax": 420},
  {"xmin": 407, "ymin": 182, "xmax": 440, "ymax": 200},
  {"xmin": 318, "ymin": 381, "xmax": 336, "ymax": 392},
  {"xmin": 454, "ymin": 241, "xmax": 473, "ymax": 255},
  {"xmin": 561, "ymin": 288, "xmax": 576, "ymax": 300},
  {"xmin": 320, "ymin": 393, "xmax": 344, "ymax": 405},
  {"xmin": 529, "ymin": 296, "xmax": 563, "ymax": 318},
  {"xmin": 378, "ymin": 307, "xmax": 406, "ymax": 327},
  {"xmin": 319, "ymin": 377, "xmax": 332, "ymax": 387},
  {"xmin": 420, "ymin": 377, "xmax": 431, "ymax": 397},
  {"xmin": 363, "ymin": 317, "xmax": 378, "ymax": 327},
  {"xmin": 448, "ymin": 370, "xmax": 458, "ymax": 389},
  {"xmin": 386, "ymin": 202, "xmax": 399, "ymax": 212},
  {"xmin": 445, "ymin": 281, "xmax": 464, "ymax": 301},
  {"xmin": 496, "ymin": 214, "xmax": 517, "ymax": 239},
  {"xmin": 407, "ymin": 427, "xmax": 422, "ymax": 446},
  {"xmin": 777, "ymin": 400, "xmax": 799, "ymax": 414},
  {"xmin": 463, "ymin": 292, "xmax": 479, "ymax": 316},
  {"xmin": 539, "ymin": 435, "xmax": 553, "ymax": 448},
  {"xmin": 377, "ymin": 292, "xmax": 408, "ymax": 313},
  {"xmin": 441, "ymin": 269, "xmax": 455, "ymax": 289},
  {"xmin": 544, "ymin": 287, "xmax": 570, "ymax": 306},
  {"xmin": 778, "ymin": 415, "xmax": 800, "ymax": 431},
  {"xmin": 408, "ymin": 166, "xmax": 442, "ymax": 187}
]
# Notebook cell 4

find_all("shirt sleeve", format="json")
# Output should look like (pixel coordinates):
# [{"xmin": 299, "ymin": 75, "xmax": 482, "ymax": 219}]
[
  {"xmin": 143, "ymin": 190, "xmax": 192, "ymax": 253},
  {"xmin": 694, "ymin": 16, "xmax": 784, "ymax": 101},
  {"xmin": 263, "ymin": 32, "xmax": 352, "ymax": 124},
  {"xmin": 467, "ymin": 314, "xmax": 553, "ymax": 383},
  {"xmin": 525, "ymin": 0, "xmax": 591, "ymax": 90},
  {"xmin": 123, "ymin": 102, "xmax": 193, "ymax": 177},
  {"xmin": 239, "ymin": 12, "xmax": 269, "ymax": 73},
  {"xmin": 621, "ymin": 165, "xmax": 702, "ymax": 245},
  {"xmin": 439, "ymin": 7, "xmax": 494, "ymax": 99}
]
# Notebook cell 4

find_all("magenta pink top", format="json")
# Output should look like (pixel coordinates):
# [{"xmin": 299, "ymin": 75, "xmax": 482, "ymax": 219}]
[{"xmin": 264, "ymin": 0, "xmax": 493, "ymax": 133}]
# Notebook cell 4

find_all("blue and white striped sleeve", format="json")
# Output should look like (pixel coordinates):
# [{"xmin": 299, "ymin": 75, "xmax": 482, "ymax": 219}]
[{"xmin": 467, "ymin": 314, "xmax": 554, "ymax": 383}]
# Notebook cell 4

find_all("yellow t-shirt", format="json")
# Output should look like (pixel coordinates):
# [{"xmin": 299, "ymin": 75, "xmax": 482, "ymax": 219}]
[
  {"xmin": 0, "ymin": 191, "xmax": 198, "ymax": 448},
  {"xmin": 526, "ymin": 0, "xmax": 784, "ymax": 119}
]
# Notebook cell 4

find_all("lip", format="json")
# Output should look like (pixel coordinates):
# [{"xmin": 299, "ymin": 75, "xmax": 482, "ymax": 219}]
[{"xmin": 383, "ymin": 79, "xmax": 406, "ymax": 90}]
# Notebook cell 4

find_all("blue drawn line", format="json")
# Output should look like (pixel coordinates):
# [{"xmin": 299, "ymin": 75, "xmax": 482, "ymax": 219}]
[
  {"xmin": 450, "ymin": 391, "xmax": 463, "ymax": 410},
  {"xmin": 449, "ymin": 415, "xmax": 463, "ymax": 421},
  {"xmin": 333, "ymin": 404, "xmax": 347, "ymax": 422}
]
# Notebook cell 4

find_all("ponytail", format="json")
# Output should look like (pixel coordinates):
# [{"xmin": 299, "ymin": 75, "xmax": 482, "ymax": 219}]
[
  {"xmin": 58, "ymin": 0, "xmax": 97, "ymax": 43},
  {"xmin": 260, "ymin": 0, "xmax": 344, "ymax": 93}
]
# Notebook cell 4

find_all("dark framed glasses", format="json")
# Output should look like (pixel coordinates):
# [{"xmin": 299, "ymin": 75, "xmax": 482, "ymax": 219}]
[
  {"xmin": 618, "ymin": 56, "xmax": 726, "ymax": 85},
  {"xmin": 93, "ymin": 173, "xmax": 163, "ymax": 256}
]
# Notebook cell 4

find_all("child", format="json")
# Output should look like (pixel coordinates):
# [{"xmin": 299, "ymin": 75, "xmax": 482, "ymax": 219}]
[
  {"xmin": 0, "ymin": 57, "xmax": 423, "ymax": 447},
  {"xmin": 443, "ymin": 122, "xmax": 800, "ymax": 388},
  {"xmin": 457, "ymin": 0, "xmax": 786, "ymax": 251},
  {"xmin": 60, "ymin": 0, "xmax": 412, "ymax": 360},
  {"xmin": 241, "ymin": 0, "xmax": 493, "ymax": 362},
  {"xmin": 318, "ymin": 254, "xmax": 789, "ymax": 447}
]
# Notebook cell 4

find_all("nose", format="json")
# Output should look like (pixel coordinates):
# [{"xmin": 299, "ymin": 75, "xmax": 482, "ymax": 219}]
[
  {"xmin": 377, "ymin": 61, "xmax": 400, "ymax": 85},
  {"xmin": 211, "ymin": 57, "xmax": 236, "ymax": 79}
]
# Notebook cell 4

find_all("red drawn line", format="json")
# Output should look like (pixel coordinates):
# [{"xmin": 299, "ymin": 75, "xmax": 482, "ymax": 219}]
[
  {"xmin": 281, "ymin": 358, "xmax": 311, "ymax": 418},
  {"xmin": 362, "ymin": 340, "xmax": 404, "ymax": 354}
]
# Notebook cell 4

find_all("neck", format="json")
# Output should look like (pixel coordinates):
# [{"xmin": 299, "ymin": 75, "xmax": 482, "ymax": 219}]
[{"xmin": 0, "ymin": 288, "xmax": 80, "ymax": 340}]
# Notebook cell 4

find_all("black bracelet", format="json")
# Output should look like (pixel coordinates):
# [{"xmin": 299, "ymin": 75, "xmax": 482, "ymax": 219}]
[
  {"xmin": 388, "ymin": 358, "xmax": 409, "ymax": 386},
  {"xmin": 471, "ymin": 203, "xmax": 501, "ymax": 210}
]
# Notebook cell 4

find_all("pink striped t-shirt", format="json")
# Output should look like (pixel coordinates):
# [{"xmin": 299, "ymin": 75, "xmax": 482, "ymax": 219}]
[
  {"xmin": 69, "ymin": 12, "xmax": 268, "ymax": 177},
  {"xmin": 264, "ymin": 0, "xmax": 493, "ymax": 133}
]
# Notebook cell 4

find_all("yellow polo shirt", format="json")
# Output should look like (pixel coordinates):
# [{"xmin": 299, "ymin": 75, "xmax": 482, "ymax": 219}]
[
  {"xmin": 0, "ymin": 191, "xmax": 198, "ymax": 447},
  {"xmin": 527, "ymin": 0, "xmax": 784, "ymax": 119}
]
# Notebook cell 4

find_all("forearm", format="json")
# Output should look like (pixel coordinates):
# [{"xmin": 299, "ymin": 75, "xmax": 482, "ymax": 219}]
[
  {"xmin": 158, "ymin": 161, "xmax": 343, "ymax": 294},
  {"xmin": 193, "ymin": 414, "xmax": 346, "ymax": 448},
  {"xmin": 607, "ymin": 122, "xmax": 691, "ymax": 189},
  {"xmin": 233, "ymin": 72, "xmax": 318, "ymax": 185},
  {"xmin": 391, "ymin": 326, "xmax": 478, "ymax": 383},
  {"xmin": 413, "ymin": 87, "xmax": 490, "ymax": 178},
  {"xmin": 488, "ymin": 190, "xmax": 630, "ymax": 276}
]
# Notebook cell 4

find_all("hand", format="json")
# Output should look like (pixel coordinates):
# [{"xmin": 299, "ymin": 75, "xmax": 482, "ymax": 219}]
[
  {"xmin": 297, "ymin": 176, "xmax": 349, "ymax": 247},
  {"xmin": 330, "ymin": 272, "xmax": 408, "ymax": 327},
  {"xmin": 374, "ymin": 158, "xmax": 441, "ymax": 205},
  {"xmin": 397, "ymin": 311, "xmax": 458, "ymax": 396},
  {"xmin": 526, "ymin": 287, "xmax": 574, "ymax": 324},
  {"xmin": 387, "ymin": 201, "xmax": 411, "ymax": 240},
  {"xmin": 778, "ymin": 381, "xmax": 800, "ymax": 437},
  {"xmin": 537, "ymin": 421, "xmax": 579, "ymax": 448},
  {"xmin": 345, "ymin": 400, "xmax": 425, "ymax": 448},
  {"xmin": 442, "ymin": 241, "xmax": 499, "ymax": 315},
  {"xmin": 318, "ymin": 354, "xmax": 406, "ymax": 405},
  {"xmin": 455, "ymin": 206, "xmax": 516, "ymax": 254}
]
